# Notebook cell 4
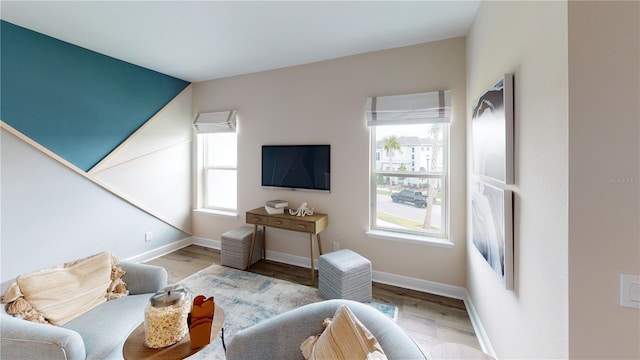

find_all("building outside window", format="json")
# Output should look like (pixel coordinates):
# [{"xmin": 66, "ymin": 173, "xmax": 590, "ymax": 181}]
[{"xmin": 371, "ymin": 124, "xmax": 447, "ymax": 237}]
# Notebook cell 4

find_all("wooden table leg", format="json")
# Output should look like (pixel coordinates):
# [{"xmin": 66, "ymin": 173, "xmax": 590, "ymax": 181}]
[
  {"xmin": 247, "ymin": 225, "xmax": 258, "ymax": 270},
  {"xmin": 316, "ymin": 233, "xmax": 323, "ymax": 255},
  {"xmin": 309, "ymin": 234, "xmax": 316, "ymax": 286},
  {"xmin": 261, "ymin": 226, "xmax": 266, "ymax": 260}
]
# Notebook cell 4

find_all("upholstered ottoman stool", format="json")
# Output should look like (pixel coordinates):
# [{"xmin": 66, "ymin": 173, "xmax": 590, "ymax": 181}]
[
  {"xmin": 221, "ymin": 226, "xmax": 263, "ymax": 270},
  {"xmin": 318, "ymin": 249, "xmax": 372, "ymax": 302}
]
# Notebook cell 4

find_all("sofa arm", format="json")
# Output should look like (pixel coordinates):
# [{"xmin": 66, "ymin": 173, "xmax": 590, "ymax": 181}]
[
  {"xmin": 1, "ymin": 312, "xmax": 86, "ymax": 360},
  {"xmin": 119, "ymin": 262, "xmax": 168, "ymax": 295}
]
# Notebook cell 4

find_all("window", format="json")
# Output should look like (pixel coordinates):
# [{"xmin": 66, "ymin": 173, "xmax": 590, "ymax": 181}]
[
  {"xmin": 200, "ymin": 133, "xmax": 237, "ymax": 211},
  {"xmin": 194, "ymin": 111, "xmax": 237, "ymax": 214},
  {"xmin": 367, "ymin": 91, "xmax": 450, "ymax": 239}
]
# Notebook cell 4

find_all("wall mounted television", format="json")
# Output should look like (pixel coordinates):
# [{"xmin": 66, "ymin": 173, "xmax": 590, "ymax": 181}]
[{"xmin": 261, "ymin": 145, "xmax": 330, "ymax": 192}]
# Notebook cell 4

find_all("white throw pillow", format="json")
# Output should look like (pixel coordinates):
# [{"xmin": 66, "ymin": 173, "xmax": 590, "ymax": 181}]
[
  {"xmin": 11, "ymin": 251, "xmax": 115, "ymax": 325},
  {"xmin": 301, "ymin": 304, "xmax": 387, "ymax": 360}
]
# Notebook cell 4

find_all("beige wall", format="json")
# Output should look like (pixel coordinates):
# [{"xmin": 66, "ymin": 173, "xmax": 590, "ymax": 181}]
[
  {"xmin": 190, "ymin": 3, "xmax": 640, "ymax": 357},
  {"xmin": 466, "ymin": 1, "xmax": 569, "ymax": 358},
  {"xmin": 568, "ymin": 2, "xmax": 640, "ymax": 359},
  {"xmin": 192, "ymin": 39, "xmax": 468, "ymax": 287}
]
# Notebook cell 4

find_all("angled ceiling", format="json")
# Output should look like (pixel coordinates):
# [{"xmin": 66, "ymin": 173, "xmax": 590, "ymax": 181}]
[{"xmin": 1, "ymin": 1, "xmax": 481, "ymax": 82}]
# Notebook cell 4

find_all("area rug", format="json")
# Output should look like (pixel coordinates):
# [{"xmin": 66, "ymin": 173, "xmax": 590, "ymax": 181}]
[
  {"xmin": 175, "ymin": 263, "xmax": 398, "ymax": 359},
  {"xmin": 371, "ymin": 301, "xmax": 399, "ymax": 321}
]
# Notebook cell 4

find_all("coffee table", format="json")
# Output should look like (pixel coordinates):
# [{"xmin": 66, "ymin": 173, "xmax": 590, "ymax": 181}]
[{"xmin": 123, "ymin": 307, "xmax": 225, "ymax": 360}]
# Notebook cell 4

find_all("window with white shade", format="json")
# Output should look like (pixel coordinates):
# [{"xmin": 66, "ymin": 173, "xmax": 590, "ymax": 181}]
[
  {"xmin": 194, "ymin": 111, "xmax": 237, "ymax": 213},
  {"xmin": 367, "ymin": 91, "xmax": 450, "ymax": 240}
]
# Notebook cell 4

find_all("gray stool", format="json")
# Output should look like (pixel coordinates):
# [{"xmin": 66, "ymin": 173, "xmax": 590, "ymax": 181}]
[
  {"xmin": 221, "ymin": 226, "xmax": 263, "ymax": 270},
  {"xmin": 318, "ymin": 249, "xmax": 372, "ymax": 302}
]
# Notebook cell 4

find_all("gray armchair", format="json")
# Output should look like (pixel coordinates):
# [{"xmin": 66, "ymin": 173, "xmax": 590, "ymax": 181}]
[{"xmin": 226, "ymin": 299, "xmax": 426, "ymax": 360}]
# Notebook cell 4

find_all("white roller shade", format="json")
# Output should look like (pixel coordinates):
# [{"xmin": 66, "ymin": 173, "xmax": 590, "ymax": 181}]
[
  {"xmin": 193, "ymin": 110, "xmax": 237, "ymax": 133},
  {"xmin": 366, "ymin": 90, "xmax": 451, "ymax": 126}
]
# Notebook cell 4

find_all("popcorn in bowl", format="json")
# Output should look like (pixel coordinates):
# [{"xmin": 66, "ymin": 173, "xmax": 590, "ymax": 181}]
[{"xmin": 144, "ymin": 286, "xmax": 191, "ymax": 348}]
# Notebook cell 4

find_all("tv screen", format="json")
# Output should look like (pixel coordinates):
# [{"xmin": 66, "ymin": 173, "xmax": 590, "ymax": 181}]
[{"xmin": 262, "ymin": 145, "xmax": 330, "ymax": 192}]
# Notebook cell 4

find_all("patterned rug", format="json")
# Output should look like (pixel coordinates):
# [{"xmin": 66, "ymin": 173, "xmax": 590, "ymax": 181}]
[
  {"xmin": 176, "ymin": 263, "xmax": 396, "ymax": 359},
  {"xmin": 374, "ymin": 301, "xmax": 399, "ymax": 321}
]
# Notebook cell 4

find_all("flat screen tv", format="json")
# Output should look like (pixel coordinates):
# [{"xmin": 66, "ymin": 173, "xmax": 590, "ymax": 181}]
[{"xmin": 262, "ymin": 145, "xmax": 330, "ymax": 192}]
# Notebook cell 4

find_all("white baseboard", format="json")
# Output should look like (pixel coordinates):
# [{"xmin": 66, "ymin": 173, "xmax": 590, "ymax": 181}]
[
  {"xmin": 192, "ymin": 236, "xmax": 220, "ymax": 250},
  {"xmin": 266, "ymin": 248, "xmax": 314, "ymax": 269},
  {"xmin": 464, "ymin": 291, "xmax": 497, "ymax": 358},
  {"xmin": 131, "ymin": 236, "xmax": 494, "ymax": 356},
  {"xmin": 125, "ymin": 237, "xmax": 193, "ymax": 263},
  {"xmin": 372, "ymin": 271, "xmax": 467, "ymax": 300}
]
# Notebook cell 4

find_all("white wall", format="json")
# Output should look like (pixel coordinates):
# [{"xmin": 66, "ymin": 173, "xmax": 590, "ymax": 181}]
[
  {"xmin": 466, "ymin": 2, "xmax": 568, "ymax": 358},
  {"xmin": 192, "ymin": 39, "xmax": 468, "ymax": 287},
  {"xmin": 0, "ymin": 129, "xmax": 189, "ymax": 282},
  {"xmin": 568, "ymin": 2, "xmax": 640, "ymax": 358},
  {"xmin": 91, "ymin": 87, "xmax": 194, "ymax": 234}
]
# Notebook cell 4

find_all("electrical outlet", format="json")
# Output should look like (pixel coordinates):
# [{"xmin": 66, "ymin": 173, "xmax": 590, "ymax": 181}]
[
  {"xmin": 145, "ymin": 231, "xmax": 153, "ymax": 242},
  {"xmin": 332, "ymin": 241, "xmax": 340, "ymax": 251}
]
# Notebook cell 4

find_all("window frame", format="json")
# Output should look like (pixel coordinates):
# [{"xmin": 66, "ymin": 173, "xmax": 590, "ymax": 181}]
[
  {"xmin": 365, "ymin": 89, "xmax": 452, "ymax": 245},
  {"xmin": 369, "ymin": 124, "xmax": 449, "ymax": 241},
  {"xmin": 196, "ymin": 132, "xmax": 238, "ymax": 214}
]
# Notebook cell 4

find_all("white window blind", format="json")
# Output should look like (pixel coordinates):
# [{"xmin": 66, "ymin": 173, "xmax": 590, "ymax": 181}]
[
  {"xmin": 366, "ymin": 90, "xmax": 451, "ymax": 126},
  {"xmin": 193, "ymin": 110, "xmax": 237, "ymax": 133}
]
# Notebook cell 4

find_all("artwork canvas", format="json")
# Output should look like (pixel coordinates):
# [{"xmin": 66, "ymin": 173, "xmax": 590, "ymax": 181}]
[
  {"xmin": 471, "ymin": 180, "xmax": 513, "ymax": 289},
  {"xmin": 472, "ymin": 74, "xmax": 514, "ymax": 184}
]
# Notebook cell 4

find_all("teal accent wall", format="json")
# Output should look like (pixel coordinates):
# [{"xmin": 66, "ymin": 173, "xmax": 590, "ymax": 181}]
[{"xmin": 0, "ymin": 20, "xmax": 190, "ymax": 171}]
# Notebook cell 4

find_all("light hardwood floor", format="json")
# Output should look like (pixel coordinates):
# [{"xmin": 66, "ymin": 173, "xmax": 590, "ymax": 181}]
[{"xmin": 145, "ymin": 245, "xmax": 482, "ymax": 355}]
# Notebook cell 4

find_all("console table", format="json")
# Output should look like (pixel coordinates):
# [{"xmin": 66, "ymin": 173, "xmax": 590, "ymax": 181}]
[{"xmin": 245, "ymin": 207, "xmax": 328, "ymax": 286}]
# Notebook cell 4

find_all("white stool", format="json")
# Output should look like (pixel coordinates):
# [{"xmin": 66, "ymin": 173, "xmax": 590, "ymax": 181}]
[
  {"xmin": 221, "ymin": 226, "xmax": 263, "ymax": 270},
  {"xmin": 318, "ymin": 249, "xmax": 372, "ymax": 302}
]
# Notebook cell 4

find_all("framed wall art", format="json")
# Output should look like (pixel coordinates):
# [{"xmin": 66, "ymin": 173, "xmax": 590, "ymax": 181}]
[
  {"xmin": 471, "ymin": 73, "xmax": 514, "ymax": 184},
  {"xmin": 471, "ymin": 179, "xmax": 514, "ymax": 289}
]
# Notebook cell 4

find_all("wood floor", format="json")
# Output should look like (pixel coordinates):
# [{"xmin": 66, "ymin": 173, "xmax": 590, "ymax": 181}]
[{"xmin": 145, "ymin": 245, "xmax": 482, "ymax": 355}]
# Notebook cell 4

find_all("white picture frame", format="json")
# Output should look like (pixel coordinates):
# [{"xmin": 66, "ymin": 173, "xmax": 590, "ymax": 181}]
[
  {"xmin": 471, "ymin": 179, "xmax": 514, "ymax": 289},
  {"xmin": 471, "ymin": 73, "xmax": 514, "ymax": 184}
]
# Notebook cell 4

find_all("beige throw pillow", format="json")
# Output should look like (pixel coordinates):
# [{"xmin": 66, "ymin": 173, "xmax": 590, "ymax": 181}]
[
  {"xmin": 10, "ymin": 251, "xmax": 114, "ymax": 325},
  {"xmin": 301, "ymin": 304, "xmax": 387, "ymax": 360}
]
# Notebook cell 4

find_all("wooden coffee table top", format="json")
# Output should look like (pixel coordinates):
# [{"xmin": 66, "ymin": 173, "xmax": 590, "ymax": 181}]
[{"xmin": 123, "ymin": 307, "xmax": 225, "ymax": 360}]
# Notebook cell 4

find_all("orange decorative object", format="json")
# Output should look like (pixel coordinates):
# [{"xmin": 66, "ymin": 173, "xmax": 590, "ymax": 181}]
[{"xmin": 188, "ymin": 295, "xmax": 215, "ymax": 350}]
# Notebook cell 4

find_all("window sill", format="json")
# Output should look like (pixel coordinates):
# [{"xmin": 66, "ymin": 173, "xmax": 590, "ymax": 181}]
[
  {"xmin": 193, "ymin": 208, "xmax": 238, "ymax": 219},
  {"xmin": 365, "ymin": 230, "xmax": 454, "ymax": 248}
]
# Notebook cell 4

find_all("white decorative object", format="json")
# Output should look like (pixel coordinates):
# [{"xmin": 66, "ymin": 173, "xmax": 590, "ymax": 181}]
[
  {"xmin": 289, "ymin": 202, "xmax": 315, "ymax": 217},
  {"xmin": 264, "ymin": 205, "xmax": 284, "ymax": 215}
]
